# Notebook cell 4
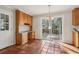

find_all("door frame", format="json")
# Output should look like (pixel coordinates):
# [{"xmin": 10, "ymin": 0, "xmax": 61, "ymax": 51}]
[{"xmin": 41, "ymin": 15, "xmax": 64, "ymax": 40}]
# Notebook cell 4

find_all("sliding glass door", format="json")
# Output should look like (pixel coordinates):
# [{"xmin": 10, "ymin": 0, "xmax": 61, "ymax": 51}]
[{"xmin": 42, "ymin": 16, "xmax": 62, "ymax": 41}]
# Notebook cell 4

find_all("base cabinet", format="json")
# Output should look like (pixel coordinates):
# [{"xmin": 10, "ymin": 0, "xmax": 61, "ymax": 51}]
[
  {"xmin": 22, "ymin": 33, "xmax": 28, "ymax": 44},
  {"xmin": 28, "ymin": 32, "xmax": 35, "ymax": 43},
  {"xmin": 72, "ymin": 32, "xmax": 79, "ymax": 48},
  {"xmin": 16, "ymin": 33, "xmax": 22, "ymax": 45}
]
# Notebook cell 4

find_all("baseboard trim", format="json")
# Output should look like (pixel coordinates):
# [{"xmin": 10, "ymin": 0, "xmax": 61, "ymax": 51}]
[{"xmin": 0, "ymin": 44, "xmax": 16, "ymax": 51}]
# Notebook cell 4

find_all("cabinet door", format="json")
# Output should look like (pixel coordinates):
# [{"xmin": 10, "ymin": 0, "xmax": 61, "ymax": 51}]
[
  {"xmin": 28, "ymin": 32, "xmax": 35, "ymax": 43},
  {"xmin": 28, "ymin": 15, "xmax": 32, "ymax": 26},
  {"xmin": 32, "ymin": 32, "xmax": 35, "ymax": 39},
  {"xmin": 73, "ymin": 32, "xmax": 79, "ymax": 47},
  {"xmin": 16, "ymin": 33, "xmax": 22, "ymax": 45},
  {"xmin": 72, "ymin": 10, "xmax": 76, "ymax": 25},
  {"xmin": 19, "ymin": 12, "xmax": 24, "ymax": 25},
  {"xmin": 16, "ymin": 10, "xmax": 22, "ymax": 45},
  {"xmin": 22, "ymin": 33, "xmax": 28, "ymax": 44},
  {"xmin": 75, "ymin": 10, "xmax": 79, "ymax": 25},
  {"xmin": 72, "ymin": 8, "xmax": 79, "ymax": 26},
  {"xmin": 73, "ymin": 32, "xmax": 76, "ymax": 46},
  {"xmin": 23, "ymin": 13, "xmax": 28, "ymax": 24}
]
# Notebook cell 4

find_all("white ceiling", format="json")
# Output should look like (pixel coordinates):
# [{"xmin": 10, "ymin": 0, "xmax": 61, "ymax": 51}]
[{"xmin": 6, "ymin": 5, "xmax": 79, "ymax": 16}]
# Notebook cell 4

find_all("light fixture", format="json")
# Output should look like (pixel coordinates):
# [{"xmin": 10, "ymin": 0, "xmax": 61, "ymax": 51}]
[
  {"xmin": 48, "ymin": 5, "xmax": 52, "ymax": 41},
  {"xmin": 48, "ymin": 5, "xmax": 52, "ymax": 29},
  {"xmin": 48, "ymin": 5, "xmax": 51, "ymax": 21}
]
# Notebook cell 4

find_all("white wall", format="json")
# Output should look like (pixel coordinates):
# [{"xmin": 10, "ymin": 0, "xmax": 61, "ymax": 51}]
[
  {"xmin": 32, "ymin": 16, "xmax": 42, "ymax": 39},
  {"xmin": 61, "ymin": 11, "xmax": 72, "ymax": 44},
  {"xmin": 33, "ymin": 10, "xmax": 72, "ymax": 44},
  {"xmin": 0, "ymin": 6, "xmax": 15, "ymax": 49}
]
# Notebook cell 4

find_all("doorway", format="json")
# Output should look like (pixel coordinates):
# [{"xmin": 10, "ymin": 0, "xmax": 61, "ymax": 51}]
[{"xmin": 42, "ymin": 16, "xmax": 62, "ymax": 41}]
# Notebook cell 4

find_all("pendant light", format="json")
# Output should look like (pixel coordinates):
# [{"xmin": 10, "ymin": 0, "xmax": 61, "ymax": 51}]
[
  {"xmin": 48, "ymin": 5, "xmax": 52, "ymax": 29},
  {"xmin": 48, "ymin": 5, "xmax": 51, "ymax": 21}
]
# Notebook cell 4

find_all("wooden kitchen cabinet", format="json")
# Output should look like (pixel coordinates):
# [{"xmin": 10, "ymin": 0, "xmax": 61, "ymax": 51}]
[
  {"xmin": 16, "ymin": 10, "xmax": 23, "ymax": 45},
  {"xmin": 16, "ymin": 10, "xmax": 22, "ymax": 25},
  {"xmin": 27, "ymin": 15, "xmax": 32, "ymax": 26},
  {"xmin": 16, "ymin": 10, "xmax": 32, "ymax": 26},
  {"xmin": 72, "ymin": 8, "xmax": 79, "ymax": 26},
  {"xmin": 27, "ymin": 15, "xmax": 32, "ymax": 31},
  {"xmin": 28, "ymin": 32, "xmax": 35, "ymax": 43},
  {"xmin": 19, "ymin": 11, "xmax": 24, "ymax": 25},
  {"xmin": 16, "ymin": 10, "xmax": 29, "ymax": 25},
  {"xmin": 72, "ymin": 32, "xmax": 79, "ymax": 47},
  {"xmin": 16, "ymin": 10, "xmax": 33, "ymax": 45},
  {"xmin": 22, "ymin": 33, "xmax": 28, "ymax": 44},
  {"xmin": 23, "ymin": 13, "xmax": 28, "ymax": 24},
  {"xmin": 16, "ymin": 33, "xmax": 28, "ymax": 45},
  {"xmin": 16, "ymin": 33, "xmax": 22, "ymax": 45}
]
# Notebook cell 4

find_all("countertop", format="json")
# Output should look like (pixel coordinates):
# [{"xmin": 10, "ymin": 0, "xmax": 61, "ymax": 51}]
[
  {"xmin": 73, "ymin": 28, "xmax": 79, "ymax": 32},
  {"xmin": 20, "ymin": 31, "xmax": 35, "ymax": 34}
]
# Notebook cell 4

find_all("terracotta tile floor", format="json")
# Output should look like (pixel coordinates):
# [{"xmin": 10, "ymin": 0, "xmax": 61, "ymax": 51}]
[{"xmin": 0, "ymin": 40, "xmax": 66, "ymax": 54}]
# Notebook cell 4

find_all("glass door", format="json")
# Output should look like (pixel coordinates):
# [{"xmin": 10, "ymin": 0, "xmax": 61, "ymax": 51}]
[
  {"xmin": 42, "ymin": 16, "xmax": 62, "ymax": 41},
  {"xmin": 42, "ymin": 18, "xmax": 49, "ymax": 40}
]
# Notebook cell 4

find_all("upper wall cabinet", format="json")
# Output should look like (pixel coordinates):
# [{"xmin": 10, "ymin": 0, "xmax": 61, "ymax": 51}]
[
  {"xmin": 19, "ymin": 11, "xmax": 24, "ymax": 25},
  {"xmin": 27, "ymin": 15, "xmax": 32, "ymax": 26},
  {"xmin": 16, "ymin": 10, "xmax": 32, "ymax": 26},
  {"xmin": 23, "ymin": 13, "xmax": 28, "ymax": 24},
  {"xmin": 16, "ymin": 10, "xmax": 24, "ymax": 25},
  {"xmin": 72, "ymin": 8, "xmax": 79, "ymax": 26}
]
